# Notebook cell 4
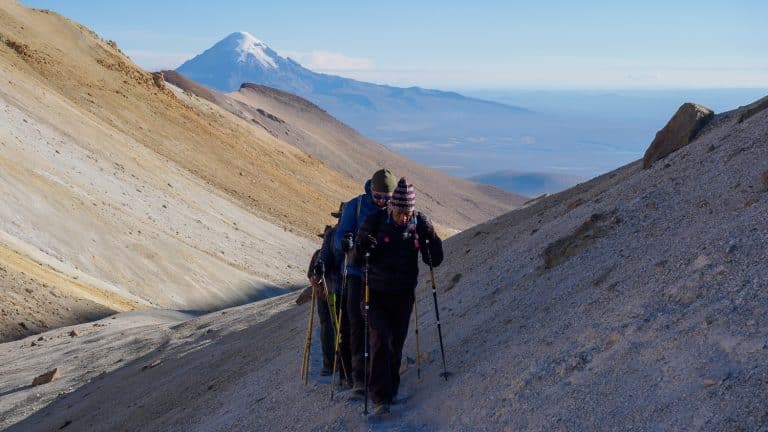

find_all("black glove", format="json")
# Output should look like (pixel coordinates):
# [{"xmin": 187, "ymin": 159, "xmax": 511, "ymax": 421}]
[
  {"xmin": 417, "ymin": 213, "xmax": 436, "ymax": 239},
  {"xmin": 365, "ymin": 234, "xmax": 377, "ymax": 250},
  {"xmin": 341, "ymin": 232, "xmax": 354, "ymax": 252},
  {"xmin": 313, "ymin": 260, "xmax": 324, "ymax": 280}
]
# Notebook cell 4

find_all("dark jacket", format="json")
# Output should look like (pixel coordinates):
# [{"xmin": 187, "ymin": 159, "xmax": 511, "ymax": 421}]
[
  {"xmin": 334, "ymin": 180, "xmax": 387, "ymax": 277},
  {"xmin": 307, "ymin": 249, "xmax": 321, "ymax": 280},
  {"xmin": 352, "ymin": 210, "xmax": 443, "ymax": 294},
  {"xmin": 319, "ymin": 225, "xmax": 344, "ymax": 294}
]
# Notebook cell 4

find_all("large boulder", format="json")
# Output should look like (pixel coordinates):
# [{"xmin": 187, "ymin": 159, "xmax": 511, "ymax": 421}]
[{"xmin": 643, "ymin": 103, "xmax": 714, "ymax": 169}]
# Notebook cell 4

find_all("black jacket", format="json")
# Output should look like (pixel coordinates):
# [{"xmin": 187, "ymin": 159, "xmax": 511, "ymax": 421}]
[{"xmin": 352, "ymin": 210, "xmax": 443, "ymax": 294}]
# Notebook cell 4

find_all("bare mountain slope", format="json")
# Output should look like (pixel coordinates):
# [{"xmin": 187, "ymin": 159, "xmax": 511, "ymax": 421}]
[
  {"xmin": 163, "ymin": 72, "xmax": 525, "ymax": 232},
  {"xmin": 0, "ymin": 1, "xmax": 359, "ymax": 339},
  {"xmin": 3, "ymin": 96, "xmax": 766, "ymax": 430}
]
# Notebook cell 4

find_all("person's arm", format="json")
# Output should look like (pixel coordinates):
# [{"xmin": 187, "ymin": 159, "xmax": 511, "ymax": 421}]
[
  {"xmin": 351, "ymin": 212, "xmax": 378, "ymax": 266},
  {"xmin": 308, "ymin": 249, "xmax": 320, "ymax": 280},
  {"xmin": 334, "ymin": 199, "xmax": 357, "ymax": 253},
  {"xmin": 417, "ymin": 212, "xmax": 444, "ymax": 267}
]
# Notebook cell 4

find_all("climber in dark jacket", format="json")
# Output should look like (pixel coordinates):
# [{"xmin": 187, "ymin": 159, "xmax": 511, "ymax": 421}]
[
  {"xmin": 308, "ymin": 226, "xmax": 335, "ymax": 376},
  {"xmin": 352, "ymin": 177, "xmax": 443, "ymax": 415},
  {"xmin": 334, "ymin": 169, "xmax": 398, "ymax": 394}
]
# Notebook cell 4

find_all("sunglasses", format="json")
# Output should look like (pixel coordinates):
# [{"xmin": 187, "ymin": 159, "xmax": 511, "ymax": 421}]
[{"xmin": 372, "ymin": 192, "xmax": 393, "ymax": 202}]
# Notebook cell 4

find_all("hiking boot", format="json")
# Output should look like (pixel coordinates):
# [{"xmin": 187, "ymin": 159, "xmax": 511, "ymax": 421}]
[
  {"xmin": 373, "ymin": 403, "xmax": 391, "ymax": 416},
  {"xmin": 320, "ymin": 366, "xmax": 332, "ymax": 376},
  {"xmin": 348, "ymin": 383, "xmax": 365, "ymax": 400}
]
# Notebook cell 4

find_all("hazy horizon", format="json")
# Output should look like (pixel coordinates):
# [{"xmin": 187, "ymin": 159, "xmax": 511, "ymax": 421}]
[{"xmin": 20, "ymin": 1, "xmax": 768, "ymax": 89}]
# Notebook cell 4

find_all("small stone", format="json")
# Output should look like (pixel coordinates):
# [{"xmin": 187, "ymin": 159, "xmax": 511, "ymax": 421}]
[
  {"xmin": 565, "ymin": 198, "xmax": 584, "ymax": 213},
  {"xmin": 38, "ymin": 336, "xmax": 44, "ymax": 341},
  {"xmin": 762, "ymin": 171, "xmax": 768, "ymax": 191},
  {"xmin": 32, "ymin": 368, "xmax": 61, "ymax": 386},
  {"xmin": 69, "ymin": 330, "xmax": 79, "ymax": 337},
  {"xmin": 703, "ymin": 378, "xmax": 719, "ymax": 387},
  {"xmin": 142, "ymin": 360, "xmax": 162, "ymax": 371}
]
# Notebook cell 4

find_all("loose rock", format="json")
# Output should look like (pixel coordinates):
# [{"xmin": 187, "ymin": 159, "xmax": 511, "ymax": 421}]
[{"xmin": 32, "ymin": 368, "xmax": 61, "ymax": 386}]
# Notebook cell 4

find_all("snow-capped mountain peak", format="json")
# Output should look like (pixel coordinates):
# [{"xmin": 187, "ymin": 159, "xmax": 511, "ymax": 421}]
[{"xmin": 231, "ymin": 31, "xmax": 277, "ymax": 68}]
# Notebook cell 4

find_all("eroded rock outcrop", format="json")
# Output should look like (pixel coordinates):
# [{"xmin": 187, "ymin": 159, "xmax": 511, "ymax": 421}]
[{"xmin": 643, "ymin": 103, "xmax": 714, "ymax": 169}]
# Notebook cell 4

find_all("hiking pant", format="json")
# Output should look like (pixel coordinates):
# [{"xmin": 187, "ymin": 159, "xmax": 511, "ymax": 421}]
[
  {"xmin": 368, "ymin": 289, "xmax": 414, "ymax": 405},
  {"xmin": 316, "ymin": 292, "xmax": 334, "ymax": 370},
  {"xmin": 346, "ymin": 275, "xmax": 365, "ymax": 385}
]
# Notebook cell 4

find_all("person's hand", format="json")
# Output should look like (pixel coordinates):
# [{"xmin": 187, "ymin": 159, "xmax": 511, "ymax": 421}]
[
  {"xmin": 313, "ymin": 260, "xmax": 324, "ymax": 280},
  {"xmin": 341, "ymin": 232, "xmax": 354, "ymax": 252},
  {"xmin": 366, "ymin": 234, "xmax": 378, "ymax": 250}
]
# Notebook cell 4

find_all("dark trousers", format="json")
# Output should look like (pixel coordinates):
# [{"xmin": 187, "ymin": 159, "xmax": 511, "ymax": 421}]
[
  {"xmin": 346, "ymin": 275, "xmax": 365, "ymax": 385},
  {"xmin": 316, "ymin": 291, "xmax": 335, "ymax": 369},
  {"xmin": 368, "ymin": 289, "xmax": 414, "ymax": 405}
]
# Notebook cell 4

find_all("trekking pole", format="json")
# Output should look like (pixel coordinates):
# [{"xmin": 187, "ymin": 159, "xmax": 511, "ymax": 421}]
[
  {"xmin": 425, "ymin": 239, "xmax": 449, "ymax": 381},
  {"xmin": 413, "ymin": 296, "xmax": 422, "ymax": 382},
  {"xmin": 363, "ymin": 252, "xmax": 371, "ymax": 415},
  {"xmin": 330, "ymin": 257, "xmax": 350, "ymax": 399},
  {"xmin": 301, "ymin": 283, "xmax": 317, "ymax": 385}
]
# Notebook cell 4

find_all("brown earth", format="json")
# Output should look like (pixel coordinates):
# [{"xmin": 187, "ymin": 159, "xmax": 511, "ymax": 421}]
[{"xmin": 163, "ymin": 72, "xmax": 526, "ymax": 233}]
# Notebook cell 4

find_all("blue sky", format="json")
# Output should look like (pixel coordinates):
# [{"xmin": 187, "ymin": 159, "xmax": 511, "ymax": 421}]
[{"xmin": 21, "ymin": 0, "xmax": 768, "ymax": 89}]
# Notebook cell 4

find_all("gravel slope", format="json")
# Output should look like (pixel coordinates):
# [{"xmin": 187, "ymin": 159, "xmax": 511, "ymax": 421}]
[{"xmin": 3, "ymin": 98, "xmax": 766, "ymax": 430}]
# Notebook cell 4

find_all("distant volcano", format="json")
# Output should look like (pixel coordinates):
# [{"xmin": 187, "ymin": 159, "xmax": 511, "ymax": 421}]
[{"xmin": 176, "ymin": 32, "xmax": 531, "ymax": 154}]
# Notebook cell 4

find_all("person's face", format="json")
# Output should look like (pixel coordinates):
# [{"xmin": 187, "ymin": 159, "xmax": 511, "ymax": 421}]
[
  {"xmin": 392, "ymin": 208, "xmax": 414, "ymax": 226},
  {"xmin": 372, "ymin": 190, "xmax": 392, "ymax": 208}
]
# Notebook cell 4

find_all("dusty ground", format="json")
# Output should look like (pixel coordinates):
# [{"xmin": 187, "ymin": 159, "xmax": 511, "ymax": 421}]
[
  {"xmin": 0, "ymin": 256, "xmax": 113, "ymax": 343},
  {"xmin": 2, "ymin": 96, "xmax": 766, "ymax": 430}
]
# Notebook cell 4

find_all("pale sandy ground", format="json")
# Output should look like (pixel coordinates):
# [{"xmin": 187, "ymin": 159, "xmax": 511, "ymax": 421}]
[
  {"xmin": 2, "ymin": 98, "xmax": 766, "ymax": 431},
  {"xmin": 0, "ymin": 1, "xmax": 361, "ymax": 341}
]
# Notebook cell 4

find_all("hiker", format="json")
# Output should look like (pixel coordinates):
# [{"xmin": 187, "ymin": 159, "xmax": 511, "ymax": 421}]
[
  {"xmin": 352, "ymin": 177, "xmax": 443, "ymax": 415},
  {"xmin": 335, "ymin": 168, "xmax": 398, "ymax": 395},
  {"xmin": 318, "ymin": 203, "xmax": 352, "ymax": 386},
  {"xmin": 307, "ymin": 226, "xmax": 335, "ymax": 376}
]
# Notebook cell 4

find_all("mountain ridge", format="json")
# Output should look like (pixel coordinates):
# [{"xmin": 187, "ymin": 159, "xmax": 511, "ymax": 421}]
[{"xmin": 163, "ymin": 70, "xmax": 526, "ymax": 231}]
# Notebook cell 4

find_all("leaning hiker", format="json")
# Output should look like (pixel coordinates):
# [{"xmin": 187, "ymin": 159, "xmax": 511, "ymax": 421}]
[
  {"xmin": 307, "ymin": 226, "xmax": 335, "ymax": 376},
  {"xmin": 335, "ymin": 169, "xmax": 398, "ymax": 395},
  {"xmin": 319, "ymin": 204, "xmax": 352, "ymax": 386},
  {"xmin": 352, "ymin": 177, "xmax": 443, "ymax": 415}
]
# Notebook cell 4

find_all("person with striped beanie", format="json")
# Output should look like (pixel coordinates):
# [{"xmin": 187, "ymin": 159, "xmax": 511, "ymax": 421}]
[{"xmin": 352, "ymin": 177, "xmax": 444, "ymax": 416}]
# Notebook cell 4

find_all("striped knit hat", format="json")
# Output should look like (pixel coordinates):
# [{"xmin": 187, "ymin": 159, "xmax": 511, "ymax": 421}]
[{"xmin": 389, "ymin": 177, "xmax": 415, "ymax": 212}]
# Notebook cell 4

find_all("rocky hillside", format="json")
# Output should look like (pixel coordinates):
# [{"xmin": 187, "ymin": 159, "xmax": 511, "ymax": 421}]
[
  {"xmin": 0, "ymin": 1, "xmax": 361, "ymax": 340},
  {"xmin": 163, "ymin": 72, "xmax": 525, "ymax": 232},
  {"xmin": 3, "ymin": 86, "xmax": 765, "ymax": 430}
]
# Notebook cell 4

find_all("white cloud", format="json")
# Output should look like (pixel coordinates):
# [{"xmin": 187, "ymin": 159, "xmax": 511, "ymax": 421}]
[
  {"xmin": 390, "ymin": 141, "xmax": 431, "ymax": 150},
  {"xmin": 280, "ymin": 50, "xmax": 374, "ymax": 72}
]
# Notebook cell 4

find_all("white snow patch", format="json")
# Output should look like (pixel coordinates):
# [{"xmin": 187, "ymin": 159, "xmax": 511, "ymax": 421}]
[{"xmin": 235, "ymin": 31, "xmax": 277, "ymax": 68}]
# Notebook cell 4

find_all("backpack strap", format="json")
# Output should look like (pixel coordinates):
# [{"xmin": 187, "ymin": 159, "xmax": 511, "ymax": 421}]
[{"xmin": 356, "ymin": 195, "xmax": 362, "ymax": 221}]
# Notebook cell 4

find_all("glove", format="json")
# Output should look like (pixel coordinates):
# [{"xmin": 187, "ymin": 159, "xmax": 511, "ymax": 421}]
[
  {"xmin": 417, "ymin": 213, "xmax": 436, "ymax": 239},
  {"xmin": 313, "ymin": 260, "xmax": 324, "ymax": 280},
  {"xmin": 341, "ymin": 232, "xmax": 354, "ymax": 253},
  {"xmin": 365, "ymin": 234, "xmax": 377, "ymax": 250}
]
